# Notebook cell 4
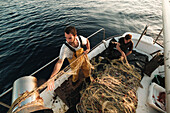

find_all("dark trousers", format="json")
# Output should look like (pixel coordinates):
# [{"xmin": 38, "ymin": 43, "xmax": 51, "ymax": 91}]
[{"xmin": 108, "ymin": 49, "xmax": 122, "ymax": 59}]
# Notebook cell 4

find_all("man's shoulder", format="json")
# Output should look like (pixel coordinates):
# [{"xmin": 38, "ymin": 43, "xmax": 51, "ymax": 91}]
[
  {"xmin": 78, "ymin": 35, "xmax": 86, "ymax": 40},
  {"xmin": 119, "ymin": 37, "xmax": 124, "ymax": 42},
  {"xmin": 60, "ymin": 43, "xmax": 70, "ymax": 51},
  {"xmin": 61, "ymin": 43, "xmax": 67, "ymax": 48},
  {"xmin": 78, "ymin": 35, "xmax": 84, "ymax": 38},
  {"xmin": 119, "ymin": 37, "xmax": 124, "ymax": 40},
  {"xmin": 130, "ymin": 40, "xmax": 133, "ymax": 44},
  {"xmin": 78, "ymin": 35, "xmax": 87, "ymax": 45}
]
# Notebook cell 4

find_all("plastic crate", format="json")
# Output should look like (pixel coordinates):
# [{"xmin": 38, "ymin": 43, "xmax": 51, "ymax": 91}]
[{"xmin": 148, "ymin": 82, "xmax": 166, "ymax": 113}]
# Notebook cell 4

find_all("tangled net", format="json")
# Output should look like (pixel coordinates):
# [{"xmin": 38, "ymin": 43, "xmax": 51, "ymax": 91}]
[
  {"xmin": 78, "ymin": 56, "xmax": 142, "ymax": 113},
  {"xmin": 8, "ymin": 54, "xmax": 93, "ymax": 113}
]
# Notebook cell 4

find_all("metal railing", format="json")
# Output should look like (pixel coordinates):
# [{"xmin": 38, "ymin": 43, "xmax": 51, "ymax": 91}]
[
  {"xmin": 0, "ymin": 28, "xmax": 105, "ymax": 109},
  {"xmin": 87, "ymin": 28, "xmax": 105, "ymax": 39}
]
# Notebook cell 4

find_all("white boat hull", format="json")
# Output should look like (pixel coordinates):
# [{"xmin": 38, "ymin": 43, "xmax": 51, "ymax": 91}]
[{"xmin": 40, "ymin": 32, "xmax": 164, "ymax": 113}]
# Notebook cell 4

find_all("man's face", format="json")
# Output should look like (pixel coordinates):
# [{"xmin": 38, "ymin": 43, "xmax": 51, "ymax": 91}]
[
  {"xmin": 124, "ymin": 39, "xmax": 131, "ymax": 44},
  {"xmin": 65, "ymin": 33, "xmax": 75, "ymax": 44}
]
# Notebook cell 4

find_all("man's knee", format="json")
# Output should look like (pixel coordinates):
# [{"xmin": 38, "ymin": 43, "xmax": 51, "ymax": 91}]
[{"xmin": 72, "ymin": 74, "xmax": 79, "ymax": 82}]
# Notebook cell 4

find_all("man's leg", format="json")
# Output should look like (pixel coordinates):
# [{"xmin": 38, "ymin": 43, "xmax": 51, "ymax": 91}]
[
  {"xmin": 72, "ymin": 69, "xmax": 80, "ymax": 82},
  {"xmin": 81, "ymin": 56, "xmax": 91, "ymax": 85}
]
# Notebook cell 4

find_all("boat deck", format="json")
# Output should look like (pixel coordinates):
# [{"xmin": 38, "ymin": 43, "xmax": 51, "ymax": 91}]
[
  {"xmin": 52, "ymin": 48, "xmax": 162, "ymax": 113},
  {"xmin": 54, "ymin": 70, "xmax": 88, "ymax": 113},
  {"xmin": 40, "ymin": 33, "xmax": 165, "ymax": 113}
]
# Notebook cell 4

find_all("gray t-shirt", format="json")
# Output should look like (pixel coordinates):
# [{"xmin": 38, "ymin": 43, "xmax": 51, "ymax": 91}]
[{"xmin": 59, "ymin": 35, "xmax": 87, "ymax": 60}]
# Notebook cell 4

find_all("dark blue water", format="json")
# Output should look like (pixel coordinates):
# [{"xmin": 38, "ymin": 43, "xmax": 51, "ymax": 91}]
[{"xmin": 0, "ymin": 0, "xmax": 163, "ymax": 112}]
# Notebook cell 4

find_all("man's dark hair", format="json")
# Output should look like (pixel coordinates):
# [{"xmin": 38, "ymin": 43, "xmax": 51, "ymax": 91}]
[
  {"xmin": 125, "ymin": 34, "xmax": 132, "ymax": 40},
  {"xmin": 64, "ymin": 26, "xmax": 77, "ymax": 36}
]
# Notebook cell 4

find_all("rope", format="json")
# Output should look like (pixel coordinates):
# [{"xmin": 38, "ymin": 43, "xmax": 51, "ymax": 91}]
[
  {"xmin": 7, "ymin": 53, "xmax": 93, "ymax": 113},
  {"xmin": 0, "ymin": 28, "xmax": 105, "ymax": 110},
  {"xmin": 78, "ymin": 56, "xmax": 141, "ymax": 113}
]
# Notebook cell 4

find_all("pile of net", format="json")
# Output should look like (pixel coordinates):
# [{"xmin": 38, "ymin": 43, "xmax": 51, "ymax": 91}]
[{"xmin": 78, "ymin": 56, "xmax": 142, "ymax": 113}]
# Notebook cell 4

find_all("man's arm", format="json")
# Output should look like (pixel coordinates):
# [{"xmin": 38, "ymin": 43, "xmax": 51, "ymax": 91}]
[
  {"xmin": 126, "ymin": 51, "xmax": 132, "ymax": 56},
  {"xmin": 84, "ymin": 39, "xmax": 90, "ymax": 54},
  {"xmin": 50, "ymin": 59, "xmax": 64, "ymax": 78},
  {"xmin": 48, "ymin": 59, "xmax": 64, "ymax": 91},
  {"xmin": 116, "ymin": 43, "xmax": 126, "ymax": 58}
]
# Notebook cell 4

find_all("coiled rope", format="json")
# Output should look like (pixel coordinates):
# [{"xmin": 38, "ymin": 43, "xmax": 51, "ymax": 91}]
[{"xmin": 78, "ymin": 56, "xmax": 141, "ymax": 113}]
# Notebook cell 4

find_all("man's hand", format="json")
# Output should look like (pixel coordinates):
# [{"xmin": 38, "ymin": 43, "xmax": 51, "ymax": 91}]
[
  {"xmin": 47, "ymin": 79, "xmax": 55, "ymax": 91},
  {"xmin": 84, "ymin": 49, "xmax": 90, "ymax": 54},
  {"xmin": 116, "ymin": 42, "xmax": 120, "ymax": 46},
  {"xmin": 112, "ymin": 41, "xmax": 119, "ymax": 45},
  {"xmin": 121, "ymin": 51, "xmax": 126, "ymax": 58}
]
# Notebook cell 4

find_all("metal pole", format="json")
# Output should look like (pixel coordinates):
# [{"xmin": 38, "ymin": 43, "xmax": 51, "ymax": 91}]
[
  {"xmin": 0, "ymin": 87, "xmax": 13, "ymax": 98},
  {"xmin": 103, "ymin": 28, "xmax": 105, "ymax": 40},
  {"xmin": 87, "ymin": 28, "xmax": 104, "ymax": 39},
  {"xmin": 153, "ymin": 28, "xmax": 163, "ymax": 44},
  {"xmin": 135, "ymin": 25, "xmax": 148, "ymax": 48},
  {"xmin": 162, "ymin": 0, "xmax": 170, "ymax": 112}
]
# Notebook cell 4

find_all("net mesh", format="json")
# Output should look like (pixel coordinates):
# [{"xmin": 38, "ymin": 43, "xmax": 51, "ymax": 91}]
[
  {"xmin": 8, "ymin": 54, "xmax": 91, "ymax": 113},
  {"xmin": 78, "ymin": 56, "xmax": 142, "ymax": 113},
  {"xmin": 8, "ymin": 54, "xmax": 142, "ymax": 113}
]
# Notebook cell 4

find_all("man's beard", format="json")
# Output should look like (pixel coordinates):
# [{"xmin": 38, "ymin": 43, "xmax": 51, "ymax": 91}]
[{"xmin": 68, "ymin": 37, "xmax": 76, "ymax": 45}]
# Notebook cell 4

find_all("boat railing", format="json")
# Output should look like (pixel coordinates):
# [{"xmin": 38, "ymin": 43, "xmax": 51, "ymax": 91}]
[
  {"xmin": 0, "ymin": 28, "xmax": 105, "ymax": 109},
  {"xmin": 87, "ymin": 28, "xmax": 105, "ymax": 39}
]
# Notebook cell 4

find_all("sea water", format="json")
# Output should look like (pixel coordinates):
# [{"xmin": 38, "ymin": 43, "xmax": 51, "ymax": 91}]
[{"xmin": 0, "ymin": 0, "xmax": 162, "ymax": 112}]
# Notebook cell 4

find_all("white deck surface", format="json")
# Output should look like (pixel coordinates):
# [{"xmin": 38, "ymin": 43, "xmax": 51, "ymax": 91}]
[
  {"xmin": 40, "ymin": 33, "xmax": 165, "ymax": 113},
  {"xmin": 136, "ymin": 72, "xmax": 161, "ymax": 113}
]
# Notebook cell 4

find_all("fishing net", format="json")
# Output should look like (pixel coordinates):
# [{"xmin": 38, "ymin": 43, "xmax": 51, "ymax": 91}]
[
  {"xmin": 8, "ymin": 54, "xmax": 93, "ymax": 113},
  {"xmin": 8, "ymin": 51, "xmax": 142, "ymax": 113},
  {"xmin": 78, "ymin": 56, "xmax": 142, "ymax": 113}
]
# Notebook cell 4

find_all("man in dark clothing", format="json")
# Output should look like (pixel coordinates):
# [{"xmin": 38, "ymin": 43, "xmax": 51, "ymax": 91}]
[{"xmin": 109, "ymin": 34, "xmax": 133, "ymax": 59}]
